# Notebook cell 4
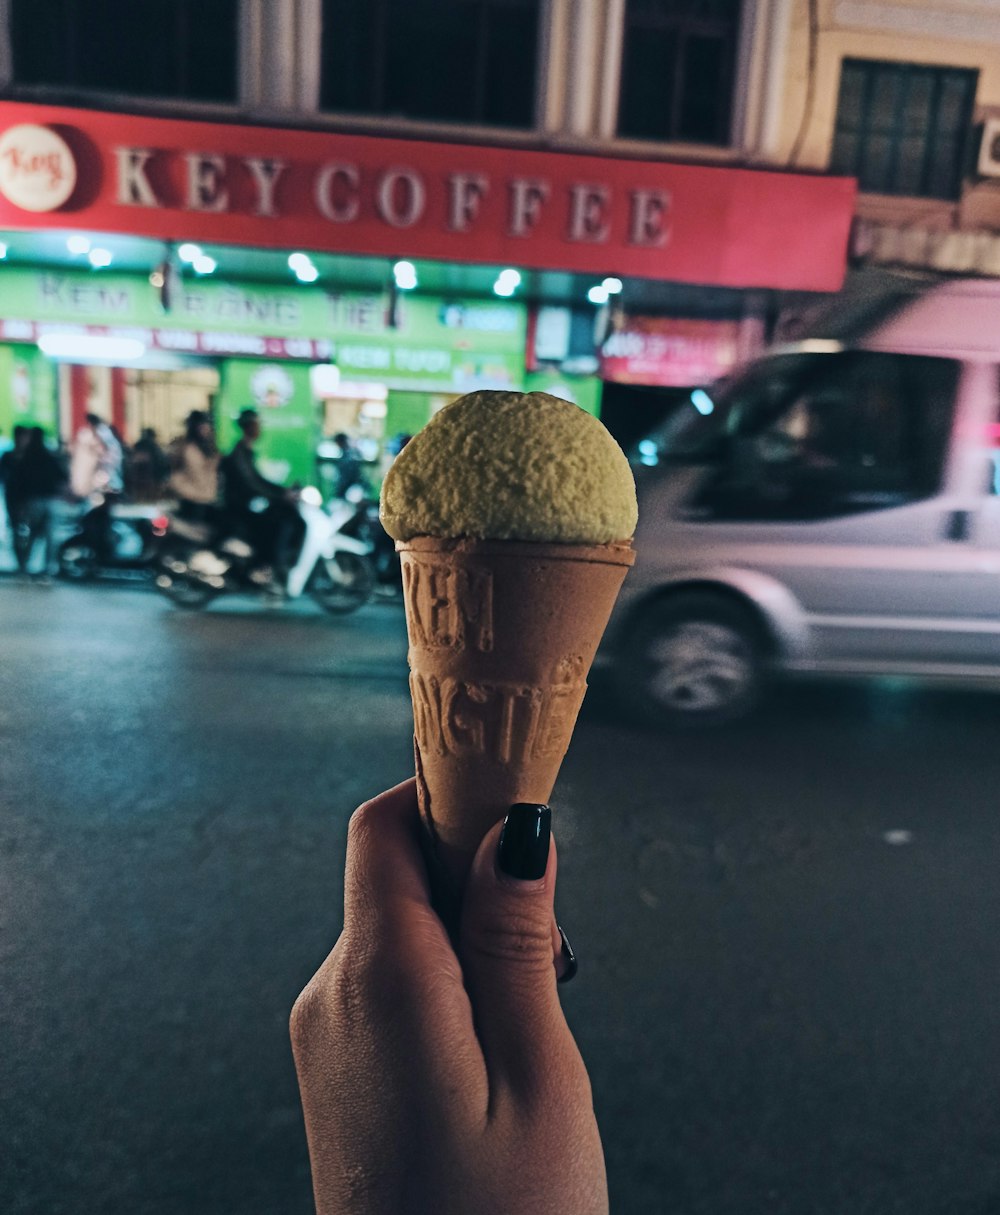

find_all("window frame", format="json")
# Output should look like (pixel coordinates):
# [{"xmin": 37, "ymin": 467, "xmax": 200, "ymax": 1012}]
[
  {"xmin": 4, "ymin": 0, "xmax": 244, "ymax": 109},
  {"xmin": 613, "ymin": 0, "xmax": 744, "ymax": 148},
  {"xmin": 829, "ymin": 57, "xmax": 978, "ymax": 202},
  {"xmin": 317, "ymin": 0, "xmax": 545, "ymax": 132}
]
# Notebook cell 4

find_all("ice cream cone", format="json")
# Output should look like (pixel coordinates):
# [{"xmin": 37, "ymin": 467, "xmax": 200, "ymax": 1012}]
[{"xmin": 398, "ymin": 536, "xmax": 634, "ymax": 893}]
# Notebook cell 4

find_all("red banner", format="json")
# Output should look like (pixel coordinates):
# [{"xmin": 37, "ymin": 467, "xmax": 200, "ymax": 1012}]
[
  {"xmin": 601, "ymin": 316, "xmax": 743, "ymax": 386},
  {"xmin": 0, "ymin": 101, "xmax": 856, "ymax": 291}
]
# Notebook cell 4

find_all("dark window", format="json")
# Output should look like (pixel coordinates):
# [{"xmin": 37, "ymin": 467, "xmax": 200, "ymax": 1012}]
[
  {"xmin": 660, "ymin": 351, "xmax": 959, "ymax": 522},
  {"xmin": 321, "ymin": 0, "xmax": 539, "ymax": 128},
  {"xmin": 830, "ymin": 59, "xmax": 977, "ymax": 200},
  {"xmin": 10, "ymin": 0, "xmax": 239, "ymax": 103},
  {"xmin": 617, "ymin": 0, "xmax": 741, "ymax": 145}
]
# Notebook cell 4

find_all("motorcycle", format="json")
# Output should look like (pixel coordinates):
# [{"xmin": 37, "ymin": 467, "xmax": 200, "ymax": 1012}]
[
  {"xmin": 58, "ymin": 495, "xmax": 169, "ymax": 581},
  {"xmin": 154, "ymin": 488, "xmax": 375, "ymax": 614},
  {"xmin": 338, "ymin": 489, "xmax": 402, "ymax": 601}
]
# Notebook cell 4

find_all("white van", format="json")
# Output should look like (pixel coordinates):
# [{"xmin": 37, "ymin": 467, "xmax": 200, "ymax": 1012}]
[{"xmin": 604, "ymin": 277, "xmax": 1000, "ymax": 725}]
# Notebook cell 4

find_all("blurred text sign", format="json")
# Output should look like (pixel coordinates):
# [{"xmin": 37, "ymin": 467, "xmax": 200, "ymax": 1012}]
[{"xmin": 601, "ymin": 317, "xmax": 741, "ymax": 386}]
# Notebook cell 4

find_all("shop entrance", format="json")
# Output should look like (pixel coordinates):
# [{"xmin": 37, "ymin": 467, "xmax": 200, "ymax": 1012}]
[
  {"xmin": 63, "ymin": 362, "xmax": 219, "ymax": 450},
  {"xmin": 124, "ymin": 367, "xmax": 219, "ymax": 448}
]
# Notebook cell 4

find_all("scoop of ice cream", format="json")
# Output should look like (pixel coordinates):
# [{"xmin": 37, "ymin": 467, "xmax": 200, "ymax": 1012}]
[{"xmin": 380, "ymin": 390, "xmax": 637, "ymax": 544}]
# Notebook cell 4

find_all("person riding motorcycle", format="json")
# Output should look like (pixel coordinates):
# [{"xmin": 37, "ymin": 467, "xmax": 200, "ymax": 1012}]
[
  {"xmin": 169, "ymin": 410, "xmax": 220, "ymax": 525},
  {"xmin": 219, "ymin": 408, "xmax": 304, "ymax": 583}
]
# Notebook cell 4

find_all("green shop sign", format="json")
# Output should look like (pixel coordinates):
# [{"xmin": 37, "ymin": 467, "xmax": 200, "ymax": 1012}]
[
  {"xmin": 0, "ymin": 268, "xmax": 527, "ymax": 392},
  {"xmin": 0, "ymin": 345, "xmax": 57, "ymax": 438}
]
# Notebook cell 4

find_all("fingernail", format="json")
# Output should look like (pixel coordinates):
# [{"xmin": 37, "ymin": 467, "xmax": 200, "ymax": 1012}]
[
  {"xmin": 498, "ymin": 804, "xmax": 551, "ymax": 881},
  {"xmin": 557, "ymin": 924, "xmax": 578, "ymax": 984}
]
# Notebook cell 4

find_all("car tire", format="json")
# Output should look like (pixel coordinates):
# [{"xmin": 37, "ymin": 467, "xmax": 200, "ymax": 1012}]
[{"xmin": 618, "ymin": 591, "xmax": 767, "ymax": 728}]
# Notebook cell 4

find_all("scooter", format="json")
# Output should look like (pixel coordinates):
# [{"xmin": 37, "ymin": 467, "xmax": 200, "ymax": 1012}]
[
  {"xmin": 338, "ymin": 489, "xmax": 402, "ymax": 601},
  {"xmin": 154, "ymin": 488, "xmax": 375, "ymax": 613},
  {"xmin": 58, "ymin": 495, "xmax": 169, "ymax": 581}
]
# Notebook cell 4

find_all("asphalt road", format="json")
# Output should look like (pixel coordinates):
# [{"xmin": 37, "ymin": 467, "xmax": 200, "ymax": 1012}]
[{"xmin": 3, "ymin": 581, "xmax": 1000, "ymax": 1215}]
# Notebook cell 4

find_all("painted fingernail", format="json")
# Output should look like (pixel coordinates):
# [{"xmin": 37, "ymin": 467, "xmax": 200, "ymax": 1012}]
[
  {"xmin": 498, "ymin": 804, "xmax": 551, "ymax": 881},
  {"xmin": 557, "ymin": 924, "xmax": 578, "ymax": 984}
]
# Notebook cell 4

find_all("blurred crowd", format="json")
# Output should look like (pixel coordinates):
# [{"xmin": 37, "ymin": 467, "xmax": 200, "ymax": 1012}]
[{"xmin": 0, "ymin": 412, "xmax": 376, "ymax": 583}]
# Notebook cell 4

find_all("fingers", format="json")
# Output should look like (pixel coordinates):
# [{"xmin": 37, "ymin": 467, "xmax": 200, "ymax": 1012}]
[
  {"xmin": 295, "ymin": 780, "xmax": 488, "ymax": 1123},
  {"xmin": 460, "ymin": 805, "xmax": 582, "ymax": 1111},
  {"xmin": 341, "ymin": 779, "xmax": 445, "ymax": 950}
]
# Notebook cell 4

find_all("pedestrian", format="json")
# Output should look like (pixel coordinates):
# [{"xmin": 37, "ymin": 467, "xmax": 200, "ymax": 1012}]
[
  {"xmin": 220, "ymin": 408, "xmax": 303, "ymax": 585},
  {"xmin": 129, "ymin": 427, "xmax": 170, "ymax": 501},
  {"xmin": 290, "ymin": 781, "xmax": 605, "ymax": 1215},
  {"xmin": 9, "ymin": 427, "xmax": 66, "ymax": 583},
  {"xmin": 0, "ymin": 425, "xmax": 29, "ymax": 562},
  {"xmin": 169, "ymin": 411, "xmax": 220, "ymax": 524},
  {"xmin": 69, "ymin": 414, "xmax": 125, "ymax": 564}
]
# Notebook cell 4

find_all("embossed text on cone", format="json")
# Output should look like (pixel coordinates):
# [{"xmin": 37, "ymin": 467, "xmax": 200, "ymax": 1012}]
[{"xmin": 398, "ymin": 536, "xmax": 634, "ymax": 889}]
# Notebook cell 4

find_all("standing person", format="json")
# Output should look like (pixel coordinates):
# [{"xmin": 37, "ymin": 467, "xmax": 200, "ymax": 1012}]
[
  {"xmin": 169, "ymin": 411, "xmax": 220, "ymax": 524},
  {"xmin": 220, "ymin": 408, "xmax": 304, "ymax": 583},
  {"xmin": 10, "ymin": 428, "xmax": 66, "ymax": 583},
  {"xmin": 69, "ymin": 413, "xmax": 125, "ymax": 562},
  {"xmin": 0, "ymin": 426, "xmax": 29, "ymax": 565}
]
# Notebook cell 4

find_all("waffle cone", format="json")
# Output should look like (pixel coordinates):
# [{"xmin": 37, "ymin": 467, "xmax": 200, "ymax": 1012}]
[{"xmin": 398, "ymin": 536, "xmax": 634, "ymax": 892}]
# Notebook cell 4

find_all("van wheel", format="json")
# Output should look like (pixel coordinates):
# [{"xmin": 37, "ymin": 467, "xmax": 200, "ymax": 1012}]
[{"xmin": 619, "ymin": 592, "xmax": 765, "ymax": 728}]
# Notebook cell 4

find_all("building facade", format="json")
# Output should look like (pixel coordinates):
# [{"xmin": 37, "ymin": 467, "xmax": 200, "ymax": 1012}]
[{"xmin": 17, "ymin": 2, "xmax": 996, "ymax": 468}]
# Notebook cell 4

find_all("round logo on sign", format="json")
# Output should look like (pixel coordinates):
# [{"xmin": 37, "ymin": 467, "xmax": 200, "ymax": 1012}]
[
  {"xmin": 0, "ymin": 124, "xmax": 77, "ymax": 212},
  {"xmin": 250, "ymin": 364, "xmax": 295, "ymax": 409}
]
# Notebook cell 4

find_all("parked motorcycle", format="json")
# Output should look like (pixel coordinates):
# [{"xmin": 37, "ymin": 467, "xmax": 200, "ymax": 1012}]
[
  {"xmin": 155, "ymin": 488, "xmax": 375, "ymax": 614},
  {"xmin": 338, "ymin": 489, "xmax": 402, "ymax": 600},
  {"xmin": 58, "ymin": 495, "xmax": 169, "ymax": 581}
]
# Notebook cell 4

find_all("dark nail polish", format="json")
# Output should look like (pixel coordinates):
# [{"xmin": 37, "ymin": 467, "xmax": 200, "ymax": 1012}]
[
  {"xmin": 498, "ymin": 804, "xmax": 551, "ymax": 881},
  {"xmin": 557, "ymin": 924, "xmax": 578, "ymax": 984}
]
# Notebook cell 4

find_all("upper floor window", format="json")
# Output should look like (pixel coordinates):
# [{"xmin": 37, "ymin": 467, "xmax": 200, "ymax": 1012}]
[
  {"xmin": 321, "ymin": 0, "xmax": 540, "ymax": 128},
  {"xmin": 830, "ymin": 59, "xmax": 977, "ymax": 201},
  {"xmin": 617, "ymin": 0, "xmax": 741, "ymax": 145},
  {"xmin": 10, "ymin": 0, "xmax": 239, "ymax": 103}
]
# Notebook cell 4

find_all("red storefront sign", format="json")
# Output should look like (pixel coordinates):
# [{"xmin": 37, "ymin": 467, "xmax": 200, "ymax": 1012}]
[
  {"xmin": 601, "ymin": 316, "xmax": 742, "ymax": 386},
  {"xmin": 0, "ymin": 101, "xmax": 856, "ymax": 291}
]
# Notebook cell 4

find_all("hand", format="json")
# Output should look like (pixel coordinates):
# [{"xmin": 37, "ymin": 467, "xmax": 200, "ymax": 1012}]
[{"xmin": 290, "ymin": 780, "xmax": 607, "ymax": 1215}]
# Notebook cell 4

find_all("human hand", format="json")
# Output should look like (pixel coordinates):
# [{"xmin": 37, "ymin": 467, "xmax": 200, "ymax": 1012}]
[{"xmin": 290, "ymin": 780, "xmax": 607, "ymax": 1215}]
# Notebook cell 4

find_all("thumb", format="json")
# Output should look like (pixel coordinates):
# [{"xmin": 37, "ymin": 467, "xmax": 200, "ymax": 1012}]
[{"xmin": 460, "ymin": 804, "xmax": 572, "ymax": 1107}]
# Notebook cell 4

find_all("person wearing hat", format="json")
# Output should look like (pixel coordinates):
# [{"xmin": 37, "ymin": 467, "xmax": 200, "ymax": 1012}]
[
  {"xmin": 219, "ymin": 408, "xmax": 303, "ymax": 584},
  {"xmin": 169, "ymin": 410, "xmax": 220, "ymax": 523}
]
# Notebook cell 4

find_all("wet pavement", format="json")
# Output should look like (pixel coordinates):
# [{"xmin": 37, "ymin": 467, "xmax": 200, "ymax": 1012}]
[{"xmin": 3, "ymin": 581, "xmax": 1000, "ymax": 1214}]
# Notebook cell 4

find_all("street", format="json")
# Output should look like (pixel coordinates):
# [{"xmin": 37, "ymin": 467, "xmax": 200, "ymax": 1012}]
[{"xmin": 3, "ymin": 581, "xmax": 1000, "ymax": 1215}]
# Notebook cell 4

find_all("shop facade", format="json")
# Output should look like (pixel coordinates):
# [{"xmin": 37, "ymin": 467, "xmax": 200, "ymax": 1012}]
[{"xmin": 0, "ymin": 98, "xmax": 855, "ymax": 485}]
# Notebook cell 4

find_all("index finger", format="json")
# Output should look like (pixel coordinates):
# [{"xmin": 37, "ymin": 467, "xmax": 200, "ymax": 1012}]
[{"xmin": 343, "ymin": 779, "xmax": 431, "ymax": 932}]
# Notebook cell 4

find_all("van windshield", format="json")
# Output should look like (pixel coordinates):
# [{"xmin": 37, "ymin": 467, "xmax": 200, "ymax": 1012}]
[
  {"xmin": 640, "ymin": 352, "xmax": 834, "ymax": 463},
  {"xmin": 636, "ymin": 348, "xmax": 960, "ymax": 519}
]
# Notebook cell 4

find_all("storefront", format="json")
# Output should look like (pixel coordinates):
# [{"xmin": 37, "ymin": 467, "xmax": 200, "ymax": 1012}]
[
  {"xmin": 0, "ymin": 100, "xmax": 855, "ymax": 486},
  {"xmin": 0, "ymin": 261, "xmax": 528, "ymax": 487}
]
